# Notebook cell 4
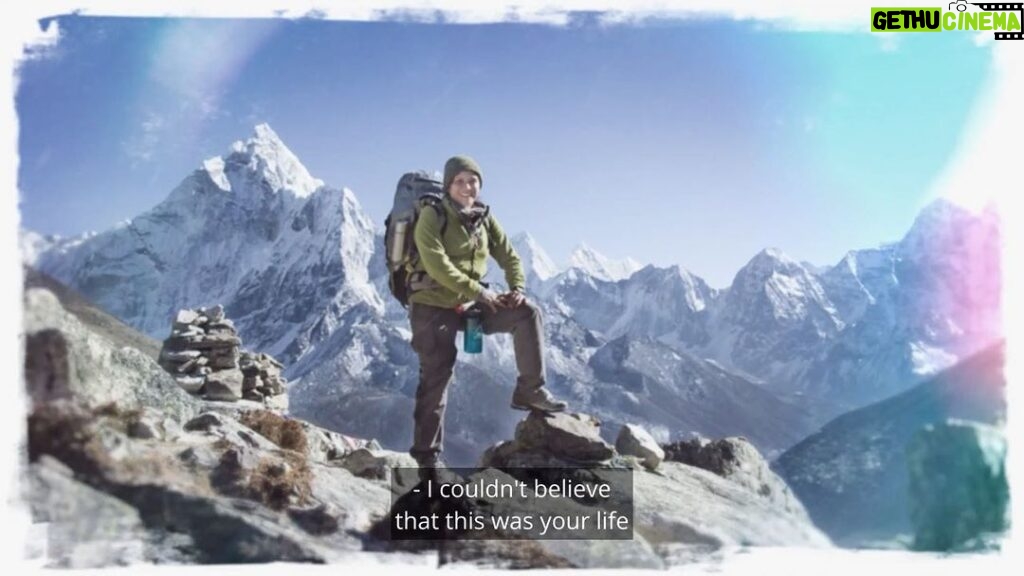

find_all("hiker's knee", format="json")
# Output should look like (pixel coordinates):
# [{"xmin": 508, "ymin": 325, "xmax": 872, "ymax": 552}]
[{"xmin": 522, "ymin": 301, "xmax": 541, "ymax": 323}]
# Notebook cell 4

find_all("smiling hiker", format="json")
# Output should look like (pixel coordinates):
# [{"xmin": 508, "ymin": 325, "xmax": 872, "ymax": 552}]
[{"xmin": 388, "ymin": 155, "xmax": 567, "ymax": 477}]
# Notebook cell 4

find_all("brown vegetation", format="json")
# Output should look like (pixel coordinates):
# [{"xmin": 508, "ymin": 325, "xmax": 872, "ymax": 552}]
[
  {"xmin": 239, "ymin": 409, "xmax": 308, "ymax": 454},
  {"xmin": 247, "ymin": 452, "xmax": 313, "ymax": 511}
]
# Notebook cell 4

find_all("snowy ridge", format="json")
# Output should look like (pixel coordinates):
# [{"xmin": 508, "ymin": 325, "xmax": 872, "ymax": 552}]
[
  {"xmin": 567, "ymin": 242, "xmax": 642, "ymax": 282},
  {"xmin": 511, "ymin": 232, "xmax": 559, "ymax": 283},
  {"xmin": 25, "ymin": 125, "xmax": 1003, "ymax": 466},
  {"xmin": 226, "ymin": 123, "xmax": 324, "ymax": 198},
  {"xmin": 31, "ymin": 124, "xmax": 379, "ymax": 370}
]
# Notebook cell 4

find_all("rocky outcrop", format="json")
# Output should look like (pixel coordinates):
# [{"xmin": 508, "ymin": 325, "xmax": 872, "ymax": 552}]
[
  {"xmin": 158, "ymin": 306, "xmax": 288, "ymax": 409},
  {"xmin": 481, "ymin": 411, "xmax": 615, "ymax": 468},
  {"xmin": 24, "ymin": 288, "xmax": 199, "ymax": 423},
  {"xmin": 616, "ymin": 424, "xmax": 665, "ymax": 471},
  {"xmin": 907, "ymin": 420, "xmax": 1008, "ymax": 552},
  {"xmin": 22, "ymin": 283, "xmax": 829, "ymax": 569},
  {"xmin": 663, "ymin": 436, "xmax": 809, "ymax": 517}
]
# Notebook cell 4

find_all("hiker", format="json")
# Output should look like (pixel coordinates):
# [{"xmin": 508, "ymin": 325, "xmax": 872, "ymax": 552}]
[{"xmin": 407, "ymin": 155, "xmax": 567, "ymax": 471}]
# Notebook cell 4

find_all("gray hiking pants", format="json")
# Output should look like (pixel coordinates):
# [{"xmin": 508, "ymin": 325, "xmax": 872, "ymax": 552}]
[{"xmin": 408, "ymin": 300, "xmax": 546, "ymax": 464}]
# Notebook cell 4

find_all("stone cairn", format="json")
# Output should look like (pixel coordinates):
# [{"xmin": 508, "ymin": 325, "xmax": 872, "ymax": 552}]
[{"xmin": 158, "ymin": 305, "xmax": 287, "ymax": 408}]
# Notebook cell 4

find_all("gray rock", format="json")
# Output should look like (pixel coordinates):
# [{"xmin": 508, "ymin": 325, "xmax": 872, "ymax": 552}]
[
  {"xmin": 633, "ymin": 461, "xmax": 831, "ymax": 550},
  {"xmin": 336, "ymin": 448, "xmax": 389, "ymax": 480},
  {"xmin": 663, "ymin": 437, "xmax": 807, "ymax": 516},
  {"xmin": 242, "ymin": 388, "xmax": 265, "ymax": 402},
  {"xmin": 616, "ymin": 424, "xmax": 665, "ymax": 471},
  {"xmin": 907, "ymin": 420, "xmax": 1009, "ymax": 551},
  {"xmin": 184, "ymin": 412, "xmax": 224, "ymax": 432},
  {"xmin": 27, "ymin": 456, "xmax": 148, "ymax": 568},
  {"xmin": 24, "ymin": 328, "xmax": 73, "ymax": 406},
  {"xmin": 190, "ymin": 333, "xmax": 241, "ymax": 350},
  {"xmin": 159, "ymin": 349, "xmax": 202, "ymax": 363},
  {"xmin": 265, "ymin": 392, "xmax": 289, "ymax": 412},
  {"xmin": 174, "ymin": 309, "xmax": 200, "ymax": 326},
  {"xmin": 174, "ymin": 375, "xmax": 205, "ymax": 394},
  {"xmin": 162, "ymin": 334, "xmax": 204, "ymax": 350},
  {"xmin": 23, "ymin": 288, "xmax": 200, "ymax": 423},
  {"xmin": 516, "ymin": 411, "xmax": 614, "ymax": 463},
  {"xmin": 200, "ymin": 304, "xmax": 225, "ymax": 323},
  {"xmin": 205, "ymin": 369, "xmax": 244, "ymax": 401},
  {"xmin": 170, "ymin": 325, "xmax": 205, "ymax": 338},
  {"xmin": 127, "ymin": 407, "xmax": 183, "ymax": 441},
  {"xmin": 300, "ymin": 421, "xmax": 380, "ymax": 463},
  {"xmin": 288, "ymin": 503, "xmax": 340, "ymax": 535},
  {"xmin": 207, "ymin": 350, "xmax": 240, "ymax": 370},
  {"xmin": 206, "ymin": 323, "xmax": 237, "ymax": 337}
]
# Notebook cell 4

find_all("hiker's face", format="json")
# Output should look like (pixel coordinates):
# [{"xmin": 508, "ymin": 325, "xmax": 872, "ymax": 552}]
[{"xmin": 448, "ymin": 171, "xmax": 480, "ymax": 208}]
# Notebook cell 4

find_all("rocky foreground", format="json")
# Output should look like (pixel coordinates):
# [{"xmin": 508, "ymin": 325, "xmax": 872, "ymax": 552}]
[{"xmin": 21, "ymin": 286, "xmax": 830, "ymax": 568}]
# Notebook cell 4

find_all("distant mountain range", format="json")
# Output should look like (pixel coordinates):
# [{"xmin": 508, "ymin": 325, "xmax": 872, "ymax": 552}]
[{"xmin": 23, "ymin": 124, "xmax": 1003, "ymax": 466}]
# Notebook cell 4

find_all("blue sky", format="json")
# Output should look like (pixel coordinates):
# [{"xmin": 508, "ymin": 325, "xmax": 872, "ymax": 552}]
[{"xmin": 17, "ymin": 15, "xmax": 993, "ymax": 287}]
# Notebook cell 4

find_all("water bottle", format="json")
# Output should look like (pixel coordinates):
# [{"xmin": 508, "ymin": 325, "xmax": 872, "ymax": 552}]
[{"xmin": 462, "ymin": 305, "xmax": 483, "ymax": 354}]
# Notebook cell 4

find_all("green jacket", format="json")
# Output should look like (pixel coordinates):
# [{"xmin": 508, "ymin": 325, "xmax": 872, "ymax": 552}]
[{"xmin": 410, "ymin": 195, "xmax": 526, "ymax": 308}]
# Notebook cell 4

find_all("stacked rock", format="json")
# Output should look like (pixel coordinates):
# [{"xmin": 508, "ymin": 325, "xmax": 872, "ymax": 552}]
[
  {"xmin": 239, "ymin": 352, "xmax": 286, "ymax": 402},
  {"xmin": 158, "ymin": 305, "xmax": 287, "ymax": 408}
]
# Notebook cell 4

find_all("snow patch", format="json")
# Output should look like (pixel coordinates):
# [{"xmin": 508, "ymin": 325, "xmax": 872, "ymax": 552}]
[
  {"xmin": 909, "ymin": 341, "xmax": 958, "ymax": 376},
  {"xmin": 202, "ymin": 156, "xmax": 231, "ymax": 191}
]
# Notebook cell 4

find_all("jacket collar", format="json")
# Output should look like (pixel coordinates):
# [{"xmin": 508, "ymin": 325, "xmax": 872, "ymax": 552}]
[{"xmin": 443, "ymin": 195, "xmax": 489, "ymax": 229}]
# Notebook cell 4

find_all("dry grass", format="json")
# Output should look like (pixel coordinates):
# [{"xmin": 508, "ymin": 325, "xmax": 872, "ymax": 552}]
[
  {"xmin": 27, "ymin": 401, "xmax": 111, "ymax": 479},
  {"xmin": 239, "ymin": 409, "xmax": 308, "ymax": 454},
  {"xmin": 246, "ymin": 452, "xmax": 313, "ymax": 511}
]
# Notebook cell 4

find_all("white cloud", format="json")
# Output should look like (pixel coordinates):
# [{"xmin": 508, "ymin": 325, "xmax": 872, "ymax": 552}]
[{"xmin": 122, "ymin": 112, "xmax": 165, "ymax": 165}]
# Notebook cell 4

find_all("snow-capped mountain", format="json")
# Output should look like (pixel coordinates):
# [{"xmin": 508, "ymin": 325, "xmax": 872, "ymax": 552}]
[
  {"xmin": 542, "ymin": 200, "xmax": 1001, "ymax": 421},
  {"xmin": 511, "ymin": 232, "xmax": 559, "ymax": 287},
  {"xmin": 586, "ymin": 335, "xmax": 812, "ymax": 456},
  {"xmin": 798, "ymin": 200, "xmax": 1002, "ymax": 415},
  {"xmin": 706, "ymin": 248, "xmax": 843, "ymax": 388},
  {"xmin": 24, "ymin": 125, "xmax": 1003, "ymax": 466},
  {"xmin": 566, "ymin": 242, "xmax": 642, "ymax": 282},
  {"xmin": 32, "ymin": 124, "xmax": 381, "ymax": 366},
  {"xmin": 480, "ymin": 231, "xmax": 560, "ymax": 294}
]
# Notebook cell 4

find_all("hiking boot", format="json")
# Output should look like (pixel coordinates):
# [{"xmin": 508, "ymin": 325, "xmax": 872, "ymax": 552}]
[
  {"xmin": 418, "ymin": 459, "xmax": 463, "ymax": 485},
  {"xmin": 511, "ymin": 387, "xmax": 567, "ymax": 413},
  {"xmin": 417, "ymin": 457, "xmax": 444, "ymax": 483}
]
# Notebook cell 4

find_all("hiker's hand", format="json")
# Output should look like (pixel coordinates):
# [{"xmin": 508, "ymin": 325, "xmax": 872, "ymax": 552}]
[
  {"xmin": 500, "ymin": 289, "xmax": 526, "ymax": 308},
  {"xmin": 475, "ymin": 289, "xmax": 504, "ymax": 313}
]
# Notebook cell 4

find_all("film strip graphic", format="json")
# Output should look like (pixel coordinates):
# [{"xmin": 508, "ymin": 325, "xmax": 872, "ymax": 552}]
[{"xmin": 972, "ymin": 2, "xmax": 1024, "ymax": 39}]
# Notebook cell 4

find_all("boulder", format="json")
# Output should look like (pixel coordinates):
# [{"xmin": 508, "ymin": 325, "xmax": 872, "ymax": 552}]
[
  {"xmin": 615, "ymin": 424, "xmax": 664, "ymax": 471},
  {"xmin": 336, "ymin": 448, "xmax": 389, "ymax": 480},
  {"xmin": 200, "ymin": 304, "xmax": 225, "ymax": 323},
  {"xmin": 662, "ymin": 436, "xmax": 807, "ymax": 516},
  {"xmin": 204, "ymin": 369, "xmax": 244, "ymax": 401},
  {"xmin": 479, "ymin": 411, "xmax": 615, "ymax": 468},
  {"xmin": 174, "ymin": 309, "xmax": 200, "ymax": 326},
  {"xmin": 907, "ymin": 420, "xmax": 1009, "ymax": 551},
  {"xmin": 24, "ymin": 328, "xmax": 73, "ymax": 406},
  {"xmin": 516, "ymin": 412, "xmax": 614, "ymax": 463},
  {"xmin": 24, "ymin": 289, "xmax": 200, "ymax": 423},
  {"xmin": 27, "ymin": 456, "xmax": 149, "ymax": 567}
]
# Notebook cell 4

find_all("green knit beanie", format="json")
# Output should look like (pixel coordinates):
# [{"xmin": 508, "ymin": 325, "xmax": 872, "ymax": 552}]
[{"xmin": 443, "ymin": 155, "xmax": 483, "ymax": 192}]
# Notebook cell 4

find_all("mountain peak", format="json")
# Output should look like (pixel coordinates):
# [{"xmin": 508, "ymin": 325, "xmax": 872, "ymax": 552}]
[
  {"xmin": 567, "ymin": 243, "xmax": 641, "ymax": 282},
  {"xmin": 221, "ymin": 123, "xmax": 324, "ymax": 198},
  {"xmin": 253, "ymin": 122, "xmax": 281, "ymax": 143},
  {"xmin": 511, "ymin": 232, "xmax": 558, "ymax": 282},
  {"xmin": 512, "ymin": 231, "xmax": 539, "ymax": 247}
]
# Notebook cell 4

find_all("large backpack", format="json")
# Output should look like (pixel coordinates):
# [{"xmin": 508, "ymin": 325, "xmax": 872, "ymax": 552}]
[{"xmin": 384, "ymin": 171, "xmax": 448, "ymax": 307}]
